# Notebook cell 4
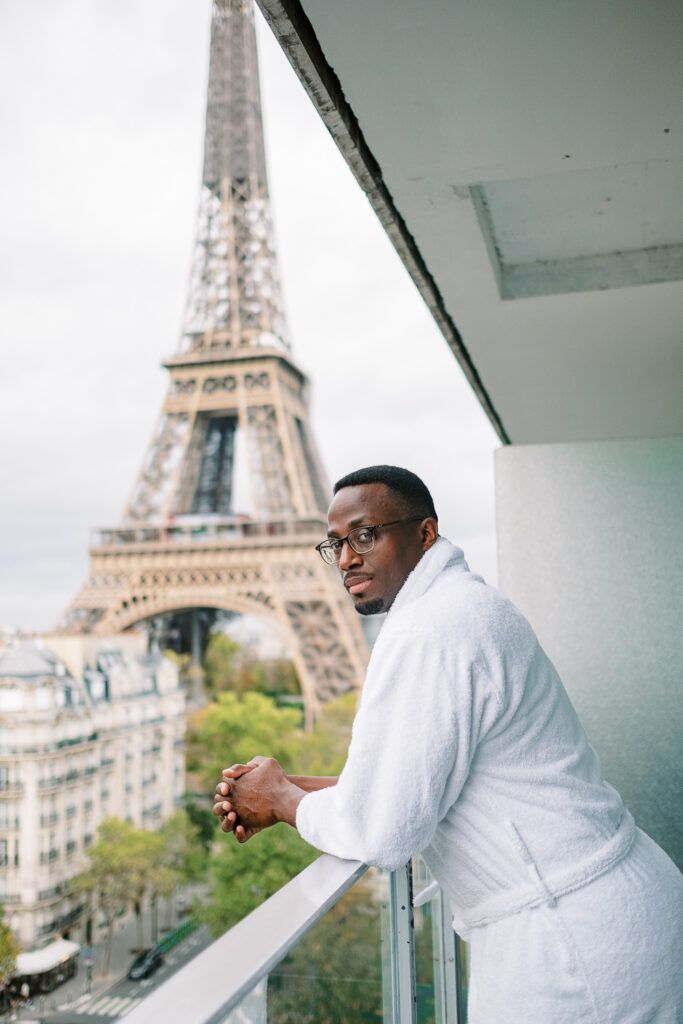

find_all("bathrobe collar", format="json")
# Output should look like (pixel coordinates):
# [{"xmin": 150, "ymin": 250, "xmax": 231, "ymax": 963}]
[{"xmin": 388, "ymin": 536, "xmax": 468, "ymax": 617}]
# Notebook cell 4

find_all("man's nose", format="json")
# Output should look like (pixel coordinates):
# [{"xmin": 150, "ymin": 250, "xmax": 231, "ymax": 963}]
[{"xmin": 338, "ymin": 539, "xmax": 362, "ymax": 571}]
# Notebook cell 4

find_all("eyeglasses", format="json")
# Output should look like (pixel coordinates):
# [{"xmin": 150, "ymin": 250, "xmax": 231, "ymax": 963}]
[{"xmin": 315, "ymin": 517, "xmax": 425, "ymax": 565}]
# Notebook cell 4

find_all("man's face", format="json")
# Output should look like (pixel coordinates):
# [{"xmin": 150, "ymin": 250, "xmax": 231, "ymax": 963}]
[{"xmin": 326, "ymin": 483, "xmax": 436, "ymax": 615}]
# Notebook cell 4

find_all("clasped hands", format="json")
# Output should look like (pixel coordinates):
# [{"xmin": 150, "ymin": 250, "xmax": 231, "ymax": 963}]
[{"xmin": 213, "ymin": 755, "xmax": 302, "ymax": 844}]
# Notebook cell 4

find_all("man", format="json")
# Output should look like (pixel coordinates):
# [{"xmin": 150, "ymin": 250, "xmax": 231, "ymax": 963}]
[{"xmin": 214, "ymin": 465, "xmax": 682, "ymax": 1023}]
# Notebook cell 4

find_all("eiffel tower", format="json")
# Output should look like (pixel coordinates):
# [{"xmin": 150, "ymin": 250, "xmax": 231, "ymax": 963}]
[{"xmin": 59, "ymin": 0, "xmax": 368, "ymax": 707}]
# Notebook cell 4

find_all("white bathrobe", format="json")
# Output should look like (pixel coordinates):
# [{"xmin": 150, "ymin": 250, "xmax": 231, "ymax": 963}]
[{"xmin": 296, "ymin": 538, "xmax": 683, "ymax": 1023}]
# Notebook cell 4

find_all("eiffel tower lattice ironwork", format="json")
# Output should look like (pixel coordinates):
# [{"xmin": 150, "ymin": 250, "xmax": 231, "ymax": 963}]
[{"xmin": 59, "ymin": 0, "xmax": 368, "ymax": 705}]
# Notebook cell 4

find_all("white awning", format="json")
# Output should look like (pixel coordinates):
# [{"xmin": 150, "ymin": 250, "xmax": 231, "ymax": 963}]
[{"xmin": 16, "ymin": 939, "xmax": 80, "ymax": 975}]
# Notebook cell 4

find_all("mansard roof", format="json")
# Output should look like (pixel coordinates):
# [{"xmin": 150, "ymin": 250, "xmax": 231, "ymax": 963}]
[{"xmin": 0, "ymin": 645, "xmax": 55, "ymax": 679}]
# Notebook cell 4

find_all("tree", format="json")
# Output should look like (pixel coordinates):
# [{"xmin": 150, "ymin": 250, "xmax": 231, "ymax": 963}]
[
  {"xmin": 203, "ymin": 825, "xmax": 317, "ymax": 936},
  {"xmin": 159, "ymin": 809, "xmax": 207, "ymax": 883},
  {"xmin": 73, "ymin": 818, "xmax": 171, "ymax": 969},
  {"xmin": 187, "ymin": 691, "xmax": 304, "ymax": 793},
  {"xmin": 126, "ymin": 829, "xmax": 165, "ymax": 951},
  {"xmin": 72, "ymin": 819, "xmax": 142, "ymax": 975},
  {"xmin": 194, "ymin": 689, "xmax": 357, "ymax": 938},
  {"xmin": 266, "ymin": 881, "xmax": 383, "ymax": 1024},
  {"xmin": 294, "ymin": 691, "xmax": 358, "ymax": 776},
  {"xmin": 203, "ymin": 634, "xmax": 241, "ymax": 694},
  {"xmin": 183, "ymin": 796, "xmax": 216, "ymax": 852},
  {"xmin": 202, "ymin": 633, "xmax": 302, "ymax": 698},
  {"xmin": 0, "ymin": 907, "xmax": 19, "ymax": 990}
]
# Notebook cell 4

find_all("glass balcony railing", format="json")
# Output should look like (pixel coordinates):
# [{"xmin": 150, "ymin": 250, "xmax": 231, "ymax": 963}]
[{"xmin": 125, "ymin": 854, "xmax": 467, "ymax": 1024}]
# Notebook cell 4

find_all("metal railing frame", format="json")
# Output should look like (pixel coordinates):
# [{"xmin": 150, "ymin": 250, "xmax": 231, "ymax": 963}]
[{"xmin": 124, "ymin": 854, "xmax": 464, "ymax": 1024}]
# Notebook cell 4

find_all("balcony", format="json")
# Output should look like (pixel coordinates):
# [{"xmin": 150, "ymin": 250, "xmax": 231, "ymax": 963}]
[
  {"xmin": 38, "ymin": 883, "xmax": 64, "ymax": 901},
  {"xmin": 92, "ymin": 515, "xmax": 326, "ymax": 550},
  {"xmin": 0, "ymin": 780, "xmax": 23, "ymax": 793},
  {"xmin": 38, "ymin": 776, "xmax": 63, "ymax": 792},
  {"xmin": 125, "ymin": 855, "xmax": 467, "ymax": 1024}
]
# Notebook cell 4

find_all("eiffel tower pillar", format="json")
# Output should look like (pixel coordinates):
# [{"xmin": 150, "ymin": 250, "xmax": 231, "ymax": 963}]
[{"xmin": 59, "ymin": 0, "xmax": 368, "ymax": 708}]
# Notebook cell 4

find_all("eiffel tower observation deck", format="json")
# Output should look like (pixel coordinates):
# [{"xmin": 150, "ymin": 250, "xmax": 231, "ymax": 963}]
[{"xmin": 59, "ymin": 0, "xmax": 368, "ymax": 708}]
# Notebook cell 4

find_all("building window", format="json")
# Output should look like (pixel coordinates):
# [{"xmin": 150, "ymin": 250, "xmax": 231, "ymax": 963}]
[{"xmin": 0, "ymin": 839, "xmax": 8, "ymax": 867}]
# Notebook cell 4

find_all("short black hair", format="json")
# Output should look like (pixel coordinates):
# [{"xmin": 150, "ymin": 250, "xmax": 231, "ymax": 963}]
[{"xmin": 333, "ymin": 465, "xmax": 437, "ymax": 521}]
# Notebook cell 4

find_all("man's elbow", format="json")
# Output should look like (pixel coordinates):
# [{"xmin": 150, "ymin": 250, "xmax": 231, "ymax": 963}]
[{"xmin": 352, "ymin": 832, "xmax": 419, "ymax": 872}]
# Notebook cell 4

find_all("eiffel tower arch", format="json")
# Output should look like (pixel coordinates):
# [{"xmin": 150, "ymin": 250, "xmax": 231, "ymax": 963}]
[{"xmin": 59, "ymin": 0, "xmax": 368, "ymax": 708}]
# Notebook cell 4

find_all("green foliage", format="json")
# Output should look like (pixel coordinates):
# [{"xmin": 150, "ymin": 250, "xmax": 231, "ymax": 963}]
[
  {"xmin": 158, "ymin": 810, "xmax": 207, "ymax": 884},
  {"xmin": 71, "ymin": 818, "xmax": 148, "ymax": 971},
  {"xmin": 202, "ymin": 632, "xmax": 301, "ymax": 698},
  {"xmin": 267, "ymin": 881, "xmax": 383, "ymax": 1023},
  {"xmin": 296, "ymin": 691, "xmax": 358, "ymax": 776},
  {"xmin": 0, "ymin": 907, "xmax": 19, "ymax": 987},
  {"xmin": 267, "ymin": 879, "xmax": 438, "ymax": 1024},
  {"xmin": 203, "ymin": 634, "xmax": 241, "ymax": 694},
  {"xmin": 72, "ymin": 813, "xmax": 207, "ymax": 968},
  {"xmin": 202, "ymin": 825, "xmax": 317, "ymax": 936},
  {"xmin": 193, "ymin": 688, "xmax": 358, "ymax": 938},
  {"xmin": 188, "ymin": 691, "xmax": 304, "ymax": 791},
  {"xmin": 182, "ymin": 796, "xmax": 216, "ymax": 852}
]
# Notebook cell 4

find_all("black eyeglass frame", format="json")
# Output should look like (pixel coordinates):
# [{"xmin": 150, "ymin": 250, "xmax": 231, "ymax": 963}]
[{"xmin": 315, "ymin": 516, "xmax": 425, "ymax": 564}]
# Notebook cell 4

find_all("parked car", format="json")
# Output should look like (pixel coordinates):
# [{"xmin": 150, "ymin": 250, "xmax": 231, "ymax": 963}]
[{"xmin": 127, "ymin": 948, "xmax": 164, "ymax": 981}]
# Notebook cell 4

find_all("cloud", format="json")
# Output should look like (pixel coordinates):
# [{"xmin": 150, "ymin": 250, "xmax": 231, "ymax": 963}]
[{"xmin": 0, "ymin": 1, "xmax": 499, "ymax": 631}]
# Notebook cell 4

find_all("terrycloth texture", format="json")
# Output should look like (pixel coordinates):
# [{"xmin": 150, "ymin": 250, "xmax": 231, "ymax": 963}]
[
  {"xmin": 467, "ymin": 829, "xmax": 683, "ymax": 1024},
  {"xmin": 296, "ymin": 537, "xmax": 683, "ymax": 1020}
]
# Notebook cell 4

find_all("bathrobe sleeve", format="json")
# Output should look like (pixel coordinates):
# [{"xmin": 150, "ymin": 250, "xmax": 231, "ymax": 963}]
[{"xmin": 296, "ymin": 617, "xmax": 502, "ymax": 869}]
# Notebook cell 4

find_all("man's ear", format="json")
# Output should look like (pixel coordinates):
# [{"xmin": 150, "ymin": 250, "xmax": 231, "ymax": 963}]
[{"xmin": 421, "ymin": 518, "xmax": 439, "ymax": 550}]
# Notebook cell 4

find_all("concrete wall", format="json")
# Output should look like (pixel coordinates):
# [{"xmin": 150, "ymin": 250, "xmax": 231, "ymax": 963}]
[{"xmin": 495, "ymin": 436, "xmax": 683, "ymax": 868}]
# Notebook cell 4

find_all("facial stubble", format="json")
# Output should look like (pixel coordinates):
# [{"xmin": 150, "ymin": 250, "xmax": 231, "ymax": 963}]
[{"xmin": 355, "ymin": 598, "xmax": 385, "ymax": 616}]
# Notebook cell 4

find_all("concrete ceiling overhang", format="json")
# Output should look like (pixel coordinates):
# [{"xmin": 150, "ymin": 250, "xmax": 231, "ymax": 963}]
[{"xmin": 257, "ymin": 0, "xmax": 683, "ymax": 444}]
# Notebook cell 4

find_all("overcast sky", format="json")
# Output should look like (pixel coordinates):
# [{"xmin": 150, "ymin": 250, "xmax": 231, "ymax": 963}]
[{"xmin": 0, "ymin": 0, "xmax": 499, "ymax": 633}]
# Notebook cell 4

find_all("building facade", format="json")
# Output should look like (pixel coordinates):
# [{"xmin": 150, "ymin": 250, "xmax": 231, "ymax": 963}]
[{"xmin": 0, "ymin": 634, "xmax": 185, "ymax": 946}]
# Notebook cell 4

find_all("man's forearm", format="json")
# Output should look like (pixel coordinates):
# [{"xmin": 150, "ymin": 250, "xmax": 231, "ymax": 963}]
[{"xmin": 287, "ymin": 775, "xmax": 338, "ymax": 793}]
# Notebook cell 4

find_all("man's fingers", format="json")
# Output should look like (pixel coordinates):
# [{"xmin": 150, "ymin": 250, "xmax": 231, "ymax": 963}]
[
  {"xmin": 221, "ymin": 756, "xmax": 270, "ymax": 779},
  {"xmin": 222, "ymin": 763, "xmax": 252, "ymax": 778},
  {"xmin": 215, "ymin": 781, "xmax": 231, "ymax": 796},
  {"xmin": 212, "ymin": 798, "xmax": 234, "ymax": 817},
  {"xmin": 234, "ymin": 824, "xmax": 261, "ymax": 844},
  {"xmin": 219, "ymin": 810, "xmax": 238, "ymax": 831}
]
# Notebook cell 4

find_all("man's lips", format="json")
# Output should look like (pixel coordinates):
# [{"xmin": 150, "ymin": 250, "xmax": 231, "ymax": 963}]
[{"xmin": 344, "ymin": 574, "xmax": 373, "ymax": 596}]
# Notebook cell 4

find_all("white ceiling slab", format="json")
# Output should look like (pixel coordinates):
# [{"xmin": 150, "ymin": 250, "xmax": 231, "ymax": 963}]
[{"xmin": 259, "ymin": 0, "xmax": 683, "ymax": 443}]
